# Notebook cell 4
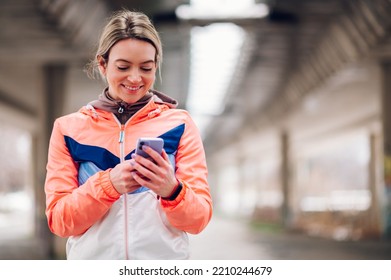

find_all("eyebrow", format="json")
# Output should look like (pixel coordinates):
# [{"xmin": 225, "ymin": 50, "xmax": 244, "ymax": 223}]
[{"xmin": 115, "ymin": 59, "xmax": 155, "ymax": 64}]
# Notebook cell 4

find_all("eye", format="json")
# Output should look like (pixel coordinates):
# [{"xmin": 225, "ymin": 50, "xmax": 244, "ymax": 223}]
[
  {"xmin": 117, "ymin": 66, "xmax": 129, "ymax": 71},
  {"xmin": 141, "ymin": 67, "xmax": 153, "ymax": 72}
]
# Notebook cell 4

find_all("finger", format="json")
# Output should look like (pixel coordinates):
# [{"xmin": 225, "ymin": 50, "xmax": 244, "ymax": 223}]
[
  {"xmin": 124, "ymin": 159, "xmax": 136, "ymax": 170},
  {"xmin": 132, "ymin": 152, "xmax": 150, "ymax": 165},
  {"xmin": 131, "ymin": 171, "xmax": 154, "ymax": 190},
  {"xmin": 132, "ymin": 153, "xmax": 157, "ymax": 173},
  {"xmin": 132, "ymin": 158, "xmax": 158, "ymax": 181},
  {"xmin": 161, "ymin": 149, "xmax": 170, "ymax": 161},
  {"xmin": 141, "ymin": 145, "xmax": 165, "ymax": 165}
]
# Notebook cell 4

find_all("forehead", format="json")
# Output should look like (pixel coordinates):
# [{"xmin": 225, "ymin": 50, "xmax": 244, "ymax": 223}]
[{"xmin": 109, "ymin": 38, "xmax": 156, "ymax": 62}]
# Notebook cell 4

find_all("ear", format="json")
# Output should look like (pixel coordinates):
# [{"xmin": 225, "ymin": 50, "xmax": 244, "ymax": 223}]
[{"xmin": 97, "ymin": 55, "xmax": 107, "ymax": 76}]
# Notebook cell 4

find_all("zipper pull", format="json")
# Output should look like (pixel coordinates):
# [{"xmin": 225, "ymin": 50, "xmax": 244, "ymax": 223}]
[
  {"xmin": 118, "ymin": 125, "xmax": 125, "ymax": 143},
  {"xmin": 118, "ymin": 106, "xmax": 124, "ymax": 114}
]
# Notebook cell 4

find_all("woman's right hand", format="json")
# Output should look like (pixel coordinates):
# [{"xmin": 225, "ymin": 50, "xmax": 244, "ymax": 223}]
[{"xmin": 109, "ymin": 159, "xmax": 141, "ymax": 194}]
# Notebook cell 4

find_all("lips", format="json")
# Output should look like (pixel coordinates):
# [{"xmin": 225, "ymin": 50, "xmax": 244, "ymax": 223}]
[{"xmin": 123, "ymin": 84, "xmax": 142, "ymax": 91}]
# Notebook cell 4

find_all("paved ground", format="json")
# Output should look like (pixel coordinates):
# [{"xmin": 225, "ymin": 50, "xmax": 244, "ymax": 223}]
[
  {"xmin": 1, "ymin": 213, "xmax": 391, "ymax": 260},
  {"xmin": 189, "ymin": 213, "xmax": 391, "ymax": 260}
]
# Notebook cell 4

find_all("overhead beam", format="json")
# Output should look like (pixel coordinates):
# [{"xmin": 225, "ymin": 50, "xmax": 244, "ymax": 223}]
[
  {"xmin": 40, "ymin": 0, "xmax": 109, "ymax": 48},
  {"xmin": 204, "ymin": 0, "xmax": 391, "ymax": 152},
  {"xmin": 261, "ymin": 0, "xmax": 391, "ymax": 125}
]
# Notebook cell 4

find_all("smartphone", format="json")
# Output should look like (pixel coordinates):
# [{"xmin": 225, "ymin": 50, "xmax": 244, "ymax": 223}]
[{"xmin": 135, "ymin": 137, "xmax": 164, "ymax": 158}]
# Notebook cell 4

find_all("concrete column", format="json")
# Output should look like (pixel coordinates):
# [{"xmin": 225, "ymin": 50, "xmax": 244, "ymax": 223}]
[
  {"xmin": 34, "ymin": 64, "xmax": 68, "ymax": 258},
  {"xmin": 381, "ymin": 62, "xmax": 391, "ymax": 238},
  {"xmin": 237, "ymin": 155, "xmax": 246, "ymax": 216},
  {"xmin": 206, "ymin": 160, "xmax": 219, "ymax": 212},
  {"xmin": 368, "ymin": 133, "xmax": 382, "ymax": 237},
  {"xmin": 280, "ymin": 131, "xmax": 290, "ymax": 228}
]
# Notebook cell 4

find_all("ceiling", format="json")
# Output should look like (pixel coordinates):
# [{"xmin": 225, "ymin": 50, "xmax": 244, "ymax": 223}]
[
  {"xmin": 1, "ymin": 0, "xmax": 390, "ymax": 153},
  {"xmin": 104, "ymin": 0, "xmax": 347, "ymax": 145}
]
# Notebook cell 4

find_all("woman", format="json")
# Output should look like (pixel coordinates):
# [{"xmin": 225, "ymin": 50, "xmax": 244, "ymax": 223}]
[{"xmin": 44, "ymin": 9, "xmax": 212, "ymax": 259}]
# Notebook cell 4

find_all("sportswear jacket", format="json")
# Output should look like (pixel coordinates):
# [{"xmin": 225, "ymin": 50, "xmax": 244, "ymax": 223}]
[{"xmin": 44, "ymin": 91, "xmax": 212, "ymax": 259}]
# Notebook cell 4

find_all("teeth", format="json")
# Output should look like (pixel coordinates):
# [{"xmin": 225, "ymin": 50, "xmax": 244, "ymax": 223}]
[{"xmin": 124, "ymin": 85, "xmax": 140, "ymax": 91}]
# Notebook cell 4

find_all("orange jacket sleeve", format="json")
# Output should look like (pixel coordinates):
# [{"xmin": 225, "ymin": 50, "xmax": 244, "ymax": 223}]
[
  {"xmin": 160, "ymin": 112, "xmax": 213, "ymax": 234},
  {"xmin": 45, "ymin": 119, "xmax": 121, "ymax": 238}
]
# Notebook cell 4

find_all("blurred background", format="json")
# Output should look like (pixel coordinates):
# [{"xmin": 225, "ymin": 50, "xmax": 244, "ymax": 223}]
[{"xmin": 1, "ymin": 0, "xmax": 391, "ymax": 260}]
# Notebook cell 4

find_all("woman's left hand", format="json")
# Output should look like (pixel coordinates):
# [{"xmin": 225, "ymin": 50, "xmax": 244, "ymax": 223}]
[{"xmin": 131, "ymin": 146, "xmax": 179, "ymax": 198}]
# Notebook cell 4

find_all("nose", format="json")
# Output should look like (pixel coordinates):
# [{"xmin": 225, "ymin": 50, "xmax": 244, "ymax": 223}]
[{"xmin": 127, "ymin": 69, "xmax": 142, "ymax": 83}]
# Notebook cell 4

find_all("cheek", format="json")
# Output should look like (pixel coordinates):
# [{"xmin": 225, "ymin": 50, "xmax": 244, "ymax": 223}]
[
  {"xmin": 106, "ymin": 70, "xmax": 124, "ymax": 84},
  {"xmin": 144, "ymin": 72, "xmax": 156, "ymax": 84},
  {"xmin": 148, "ymin": 76, "xmax": 155, "ymax": 84}
]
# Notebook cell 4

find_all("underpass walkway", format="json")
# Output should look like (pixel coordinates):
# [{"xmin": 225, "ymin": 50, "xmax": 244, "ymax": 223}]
[
  {"xmin": 1, "ymin": 212, "xmax": 391, "ymax": 260},
  {"xmin": 189, "ymin": 213, "xmax": 391, "ymax": 260}
]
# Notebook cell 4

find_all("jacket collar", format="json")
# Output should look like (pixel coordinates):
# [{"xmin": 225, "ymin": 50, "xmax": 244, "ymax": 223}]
[{"xmin": 80, "ymin": 91, "xmax": 175, "ymax": 124}]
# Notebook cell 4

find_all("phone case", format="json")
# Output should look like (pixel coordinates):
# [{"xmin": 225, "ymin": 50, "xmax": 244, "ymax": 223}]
[{"xmin": 135, "ymin": 137, "xmax": 164, "ymax": 158}]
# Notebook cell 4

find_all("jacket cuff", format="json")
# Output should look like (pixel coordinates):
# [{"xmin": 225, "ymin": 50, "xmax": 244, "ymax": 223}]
[
  {"xmin": 160, "ymin": 180, "xmax": 186, "ymax": 207},
  {"xmin": 161, "ymin": 181, "xmax": 183, "ymax": 201},
  {"xmin": 100, "ymin": 169, "xmax": 121, "ymax": 200}
]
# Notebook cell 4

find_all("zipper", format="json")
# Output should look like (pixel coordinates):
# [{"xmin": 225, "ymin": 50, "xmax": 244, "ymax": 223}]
[
  {"xmin": 117, "ymin": 120, "xmax": 129, "ymax": 260},
  {"xmin": 118, "ymin": 125, "xmax": 125, "ymax": 156}
]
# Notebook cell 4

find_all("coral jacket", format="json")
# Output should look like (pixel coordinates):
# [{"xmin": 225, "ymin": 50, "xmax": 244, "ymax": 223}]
[{"xmin": 45, "ymin": 96, "xmax": 212, "ymax": 259}]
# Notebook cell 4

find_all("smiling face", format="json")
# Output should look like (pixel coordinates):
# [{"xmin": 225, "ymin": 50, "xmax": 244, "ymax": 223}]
[{"xmin": 98, "ymin": 38, "xmax": 157, "ymax": 104}]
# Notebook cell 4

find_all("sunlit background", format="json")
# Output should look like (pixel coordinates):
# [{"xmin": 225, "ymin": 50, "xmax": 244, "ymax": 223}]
[
  {"xmin": 181, "ymin": 0, "xmax": 269, "ymax": 135},
  {"xmin": 0, "ymin": 126, "xmax": 33, "ymax": 240}
]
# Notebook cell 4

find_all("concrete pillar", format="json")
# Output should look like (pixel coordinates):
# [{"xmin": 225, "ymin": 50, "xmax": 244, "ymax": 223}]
[
  {"xmin": 280, "ymin": 131, "xmax": 290, "ymax": 228},
  {"xmin": 381, "ymin": 62, "xmax": 391, "ymax": 238},
  {"xmin": 368, "ymin": 133, "xmax": 382, "ymax": 237},
  {"xmin": 206, "ymin": 160, "xmax": 219, "ymax": 213},
  {"xmin": 34, "ymin": 64, "xmax": 68, "ymax": 258},
  {"xmin": 237, "ymin": 155, "xmax": 246, "ymax": 216}
]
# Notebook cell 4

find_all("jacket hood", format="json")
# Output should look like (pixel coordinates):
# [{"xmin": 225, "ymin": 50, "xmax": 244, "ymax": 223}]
[
  {"xmin": 150, "ymin": 89, "xmax": 178, "ymax": 109},
  {"xmin": 80, "ymin": 88, "xmax": 179, "ymax": 123}
]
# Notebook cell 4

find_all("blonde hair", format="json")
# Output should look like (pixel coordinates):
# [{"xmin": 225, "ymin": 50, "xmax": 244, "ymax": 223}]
[{"xmin": 86, "ymin": 9, "xmax": 163, "ymax": 80}]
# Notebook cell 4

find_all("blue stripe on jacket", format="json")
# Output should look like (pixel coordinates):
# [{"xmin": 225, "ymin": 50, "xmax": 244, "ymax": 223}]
[{"xmin": 64, "ymin": 123, "xmax": 185, "ymax": 186}]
